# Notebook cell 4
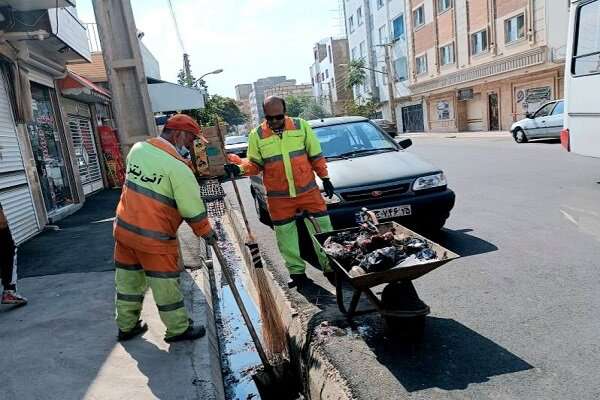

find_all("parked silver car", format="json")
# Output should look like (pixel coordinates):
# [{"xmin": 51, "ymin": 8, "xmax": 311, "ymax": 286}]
[
  {"xmin": 511, "ymin": 100, "xmax": 564, "ymax": 143},
  {"xmin": 224, "ymin": 135, "xmax": 249, "ymax": 157}
]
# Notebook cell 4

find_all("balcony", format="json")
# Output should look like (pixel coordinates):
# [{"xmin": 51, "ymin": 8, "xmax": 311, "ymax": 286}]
[
  {"xmin": 0, "ymin": 6, "xmax": 91, "ymax": 64},
  {"xmin": 0, "ymin": 1, "xmax": 74, "ymax": 11}
]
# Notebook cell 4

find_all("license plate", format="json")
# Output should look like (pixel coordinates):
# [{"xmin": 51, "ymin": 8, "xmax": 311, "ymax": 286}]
[{"xmin": 371, "ymin": 205, "xmax": 412, "ymax": 220}]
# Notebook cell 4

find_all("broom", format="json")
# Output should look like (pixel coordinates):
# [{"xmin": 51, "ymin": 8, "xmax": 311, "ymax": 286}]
[{"xmin": 215, "ymin": 122, "xmax": 288, "ymax": 359}]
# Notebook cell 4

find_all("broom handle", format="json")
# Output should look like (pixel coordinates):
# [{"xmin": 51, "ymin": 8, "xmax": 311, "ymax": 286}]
[
  {"xmin": 214, "ymin": 121, "xmax": 256, "ymax": 242},
  {"xmin": 212, "ymin": 244, "xmax": 271, "ymax": 369}
]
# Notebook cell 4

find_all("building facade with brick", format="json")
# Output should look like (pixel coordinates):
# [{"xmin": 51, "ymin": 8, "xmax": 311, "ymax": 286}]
[
  {"xmin": 309, "ymin": 37, "xmax": 352, "ymax": 116},
  {"xmin": 403, "ymin": 0, "xmax": 569, "ymax": 132}
]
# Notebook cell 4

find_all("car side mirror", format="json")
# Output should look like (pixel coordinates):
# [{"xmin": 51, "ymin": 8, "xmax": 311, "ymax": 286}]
[
  {"xmin": 398, "ymin": 138, "xmax": 413, "ymax": 149},
  {"xmin": 526, "ymin": 112, "xmax": 534, "ymax": 119}
]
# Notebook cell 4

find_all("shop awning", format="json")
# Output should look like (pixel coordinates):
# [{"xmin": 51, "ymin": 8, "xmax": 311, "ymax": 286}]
[
  {"xmin": 147, "ymin": 78, "xmax": 206, "ymax": 113},
  {"xmin": 59, "ymin": 70, "xmax": 111, "ymax": 104}
]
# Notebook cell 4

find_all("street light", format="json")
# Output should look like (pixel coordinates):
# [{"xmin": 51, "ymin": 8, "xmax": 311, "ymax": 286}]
[{"xmin": 197, "ymin": 69, "xmax": 224, "ymax": 82}]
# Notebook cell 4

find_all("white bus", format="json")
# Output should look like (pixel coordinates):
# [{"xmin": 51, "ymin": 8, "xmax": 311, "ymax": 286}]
[{"xmin": 563, "ymin": 0, "xmax": 600, "ymax": 157}]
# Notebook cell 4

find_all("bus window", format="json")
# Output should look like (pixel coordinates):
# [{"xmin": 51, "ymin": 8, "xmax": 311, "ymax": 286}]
[{"xmin": 573, "ymin": 0, "xmax": 600, "ymax": 76}]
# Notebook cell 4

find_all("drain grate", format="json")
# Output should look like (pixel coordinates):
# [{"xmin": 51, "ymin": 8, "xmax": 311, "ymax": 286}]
[{"xmin": 200, "ymin": 179, "xmax": 226, "ymax": 218}]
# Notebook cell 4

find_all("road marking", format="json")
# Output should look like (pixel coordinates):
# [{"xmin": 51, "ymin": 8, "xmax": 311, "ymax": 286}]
[
  {"xmin": 92, "ymin": 217, "xmax": 116, "ymax": 224},
  {"xmin": 562, "ymin": 205, "xmax": 600, "ymax": 218},
  {"xmin": 559, "ymin": 209, "xmax": 578, "ymax": 226}
]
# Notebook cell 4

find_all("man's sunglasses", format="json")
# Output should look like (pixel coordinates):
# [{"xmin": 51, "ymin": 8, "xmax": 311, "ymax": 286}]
[{"xmin": 265, "ymin": 114, "xmax": 285, "ymax": 122}]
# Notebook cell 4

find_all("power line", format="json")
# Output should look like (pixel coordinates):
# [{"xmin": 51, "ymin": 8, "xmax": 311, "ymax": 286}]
[{"xmin": 166, "ymin": 0, "xmax": 186, "ymax": 53}]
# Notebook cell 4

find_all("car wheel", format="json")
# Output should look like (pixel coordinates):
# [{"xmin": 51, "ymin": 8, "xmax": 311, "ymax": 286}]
[
  {"xmin": 253, "ymin": 192, "xmax": 272, "ymax": 227},
  {"xmin": 514, "ymin": 128, "xmax": 528, "ymax": 143}
]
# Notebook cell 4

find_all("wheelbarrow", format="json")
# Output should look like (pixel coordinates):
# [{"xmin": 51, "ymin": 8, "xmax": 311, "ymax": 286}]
[{"xmin": 310, "ymin": 218, "xmax": 460, "ymax": 336}]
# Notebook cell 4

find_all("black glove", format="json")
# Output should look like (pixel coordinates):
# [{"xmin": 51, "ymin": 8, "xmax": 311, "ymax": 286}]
[
  {"xmin": 322, "ymin": 178, "xmax": 335, "ymax": 199},
  {"xmin": 204, "ymin": 230, "xmax": 218, "ymax": 245},
  {"xmin": 224, "ymin": 163, "xmax": 242, "ymax": 178}
]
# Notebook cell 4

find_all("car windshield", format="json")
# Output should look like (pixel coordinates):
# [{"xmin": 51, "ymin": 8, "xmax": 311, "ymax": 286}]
[
  {"xmin": 314, "ymin": 121, "xmax": 398, "ymax": 159},
  {"xmin": 225, "ymin": 136, "xmax": 248, "ymax": 145}
]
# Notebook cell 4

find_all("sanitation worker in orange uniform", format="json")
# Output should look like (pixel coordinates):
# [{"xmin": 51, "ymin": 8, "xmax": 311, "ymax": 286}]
[
  {"xmin": 114, "ymin": 114, "xmax": 217, "ymax": 342},
  {"xmin": 225, "ymin": 97, "xmax": 336, "ymax": 288}
]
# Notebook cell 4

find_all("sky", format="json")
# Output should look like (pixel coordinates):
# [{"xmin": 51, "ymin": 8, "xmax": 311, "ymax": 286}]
[{"xmin": 76, "ymin": 0, "xmax": 344, "ymax": 98}]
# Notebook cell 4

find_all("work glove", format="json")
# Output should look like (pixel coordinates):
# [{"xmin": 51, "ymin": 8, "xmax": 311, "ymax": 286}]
[
  {"xmin": 203, "ymin": 230, "xmax": 219, "ymax": 246},
  {"xmin": 224, "ymin": 163, "xmax": 242, "ymax": 178},
  {"xmin": 322, "ymin": 178, "xmax": 335, "ymax": 199}
]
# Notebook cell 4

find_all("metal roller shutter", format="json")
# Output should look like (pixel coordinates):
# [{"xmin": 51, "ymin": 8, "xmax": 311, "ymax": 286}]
[
  {"xmin": 0, "ymin": 74, "xmax": 39, "ymax": 244},
  {"xmin": 67, "ymin": 114, "xmax": 103, "ymax": 195}
]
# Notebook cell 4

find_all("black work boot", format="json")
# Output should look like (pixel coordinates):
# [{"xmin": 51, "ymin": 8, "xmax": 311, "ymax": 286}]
[
  {"xmin": 287, "ymin": 273, "xmax": 312, "ymax": 289},
  {"xmin": 118, "ymin": 320, "xmax": 148, "ymax": 341},
  {"xmin": 165, "ymin": 322, "xmax": 206, "ymax": 343}
]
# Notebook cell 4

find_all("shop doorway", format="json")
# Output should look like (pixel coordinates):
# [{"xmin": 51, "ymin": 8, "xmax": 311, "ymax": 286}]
[
  {"xmin": 488, "ymin": 93, "xmax": 500, "ymax": 131},
  {"xmin": 27, "ymin": 83, "xmax": 74, "ymax": 215},
  {"xmin": 401, "ymin": 104, "xmax": 424, "ymax": 132}
]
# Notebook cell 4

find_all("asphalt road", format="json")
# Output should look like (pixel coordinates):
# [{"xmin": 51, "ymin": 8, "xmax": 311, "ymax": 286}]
[{"xmin": 228, "ymin": 136, "xmax": 600, "ymax": 399}]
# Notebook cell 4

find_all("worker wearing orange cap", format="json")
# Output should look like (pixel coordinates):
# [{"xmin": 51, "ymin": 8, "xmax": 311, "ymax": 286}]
[{"xmin": 114, "ymin": 114, "xmax": 217, "ymax": 343}]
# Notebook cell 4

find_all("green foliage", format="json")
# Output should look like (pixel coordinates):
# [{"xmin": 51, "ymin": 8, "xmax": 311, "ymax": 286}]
[
  {"xmin": 343, "ymin": 98, "xmax": 379, "ymax": 119},
  {"xmin": 346, "ymin": 58, "xmax": 368, "ymax": 90},
  {"xmin": 177, "ymin": 68, "xmax": 207, "ymax": 90},
  {"xmin": 198, "ymin": 95, "xmax": 247, "ymax": 127},
  {"xmin": 285, "ymin": 95, "xmax": 330, "ymax": 120}
]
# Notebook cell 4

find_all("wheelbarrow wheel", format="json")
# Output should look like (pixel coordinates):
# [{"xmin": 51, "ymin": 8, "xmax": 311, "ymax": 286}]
[{"xmin": 381, "ymin": 281, "xmax": 428, "ymax": 341}]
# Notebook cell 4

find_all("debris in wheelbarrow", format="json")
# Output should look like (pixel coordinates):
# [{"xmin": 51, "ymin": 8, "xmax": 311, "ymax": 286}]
[{"xmin": 323, "ymin": 228, "xmax": 439, "ymax": 273}]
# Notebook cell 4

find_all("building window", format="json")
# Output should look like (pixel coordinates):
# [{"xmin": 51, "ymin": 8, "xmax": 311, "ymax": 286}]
[
  {"xmin": 325, "ymin": 69, "xmax": 329, "ymax": 79},
  {"xmin": 394, "ymin": 56, "xmax": 408, "ymax": 81},
  {"xmin": 573, "ymin": 0, "xmax": 600, "ymax": 76},
  {"xmin": 392, "ymin": 15, "xmax": 404, "ymax": 40},
  {"xmin": 357, "ymin": 7, "xmax": 363, "ymax": 26},
  {"xmin": 378, "ymin": 25, "xmax": 387, "ymax": 45},
  {"xmin": 349, "ymin": 15, "xmax": 355, "ymax": 33},
  {"xmin": 351, "ymin": 47, "xmax": 357, "ymax": 60},
  {"xmin": 359, "ymin": 41, "xmax": 366, "ymax": 59},
  {"xmin": 328, "ymin": 45, "xmax": 332, "ymax": 62},
  {"xmin": 413, "ymin": 5, "xmax": 425, "ymax": 28},
  {"xmin": 504, "ymin": 13, "xmax": 525, "ymax": 44},
  {"xmin": 440, "ymin": 43, "xmax": 455, "ymax": 65},
  {"xmin": 471, "ymin": 29, "xmax": 488, "ymax": 55},
  {"xmin": 436, "ymin": 100, "xmax": 451, "ymax": 120},
  {"xmin": 438, "ymin": 0, "xmax": 452, "ymax": 13},
  {"xmin": 377, "ymin": 0, "xmax": 384, "ymax": 9},
  {"xmin": 416, "ymin": 54, "xmax": 428, "ymax": 75}
]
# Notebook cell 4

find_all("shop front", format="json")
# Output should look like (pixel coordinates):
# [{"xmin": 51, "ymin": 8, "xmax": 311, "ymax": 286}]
[{"xmin": 27, "ymin": 82, "xmax": 78, "ymax": 219}]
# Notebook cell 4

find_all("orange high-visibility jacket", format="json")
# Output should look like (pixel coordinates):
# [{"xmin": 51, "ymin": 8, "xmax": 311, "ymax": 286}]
[
  {"xmin": 114, "ymin": 138, "xmax": 212, "ymax": 255},
  {"xmin": 241, "ymin": 117, "xmax": 328, "ymax": 198}
]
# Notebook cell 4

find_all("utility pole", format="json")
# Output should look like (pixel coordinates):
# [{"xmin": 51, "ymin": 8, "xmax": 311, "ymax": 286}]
[
  {"xmin": 183, "ymin": 53, "xmax": 193, "ymax": 86},
  {"xmin": 92, "ymin": 0, "xmax": 156, "ymax": 159},
  {"xmin": 326, "ymin": 81, "xmax": 335, "ymax": 116},
  {"xmin": 384, "ymin": 44, "xmax": 397, "ymax": 126}
]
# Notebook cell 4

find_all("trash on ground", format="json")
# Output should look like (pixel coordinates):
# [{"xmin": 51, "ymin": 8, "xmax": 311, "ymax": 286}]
[{"xmin": 323, "ymin": 229, "xmax": 438, "ymax": 274}]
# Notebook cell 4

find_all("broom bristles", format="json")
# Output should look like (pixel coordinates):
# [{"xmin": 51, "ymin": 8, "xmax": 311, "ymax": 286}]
[{"xmin": 253, "ymin": 267, "xmax": 288, "ymax": 358}]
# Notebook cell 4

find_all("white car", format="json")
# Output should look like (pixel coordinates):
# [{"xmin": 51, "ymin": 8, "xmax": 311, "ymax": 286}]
[
  {"xmin": 511, "ymin": 100, "xmax": 564, "ymax": 143},
  {"xmin": 224, "ymin": 135, "xmax": 248, "ymax": 157}
]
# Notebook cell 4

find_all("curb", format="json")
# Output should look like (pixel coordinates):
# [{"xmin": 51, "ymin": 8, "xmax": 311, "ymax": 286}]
[
  {"xmin": 224, "ymin": 199, "xmax": 355, "ymax": 400},
  {"xmin": 179, "ymin": 226, "xmax": 226, "ymax": 400}
]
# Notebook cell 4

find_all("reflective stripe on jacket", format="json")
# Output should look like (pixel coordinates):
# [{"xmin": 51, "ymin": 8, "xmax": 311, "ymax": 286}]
[
  {"xmin": 114, "ymin": 137, "xmax": 212, "ymax": 254},
  {"xmin": 242, "ymin": 117, "xmax": 328, "ymax": 198}
]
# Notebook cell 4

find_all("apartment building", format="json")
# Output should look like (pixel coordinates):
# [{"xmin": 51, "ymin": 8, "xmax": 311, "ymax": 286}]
[
  {"xmin": 309, "ymin": 37, "xmax": 352, "ymax": 116},
  {"xmin": 247, "ymin": 76, "xmax": 294, "ymax": 126},
  {"xmin": 404, "ymin": 0, "xmax": 569, "ymax": 132},
  {"xmin": 264, "ymin": 82, "xmax": 314, "ymax": 99}
]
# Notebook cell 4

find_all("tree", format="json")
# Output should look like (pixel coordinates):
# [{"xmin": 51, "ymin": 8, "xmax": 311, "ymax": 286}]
[
  {"xmin": 344, "ymin": 98, "xmax": 379, "ymax": 119},
  {"xmin": 198, "ymin": 95, "xmax": 247, "ymax": 127},
  {"xmin": 285, "ymin": 95, "xmax": 330, "ymax": 120},
  {"xmin": 346, "ymin": 58, "xmax": 368, "ymax": 90},
  {"xmin": 177, "ymin": 67, "xmax": 207, "ymax": 91}
]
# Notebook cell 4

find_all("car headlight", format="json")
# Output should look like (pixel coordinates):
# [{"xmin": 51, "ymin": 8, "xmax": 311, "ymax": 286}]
[
  {"xmin": 321, "ymin": 192, "xmax": 342, "ymax": 204},
  {"xmin": 412, "ymin": 173, "xmax": 447, "ymax": 191}
]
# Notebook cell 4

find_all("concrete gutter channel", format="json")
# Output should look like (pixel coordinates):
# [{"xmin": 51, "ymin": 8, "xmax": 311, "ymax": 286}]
[{"xmin": 222, "ymin": 199, "xmax": 355, "ymax": 399}]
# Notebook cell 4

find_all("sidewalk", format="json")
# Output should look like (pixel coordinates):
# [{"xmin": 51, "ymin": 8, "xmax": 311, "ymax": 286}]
[
  {"xmin": 398, "ymin": 130, "xmax": 512, "ymax": 139},
  {"xmin": 0, "ymin": 190, "xmax": 223, "ymax": 400}
]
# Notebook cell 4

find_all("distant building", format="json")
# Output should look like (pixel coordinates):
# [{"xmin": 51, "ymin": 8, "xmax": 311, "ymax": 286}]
[
  {"xmin": 264, "ymin": 82, "xmax": 314, "ymax": 100},
  {"xmin": 247, "ymin": 76, "xmax": 294, "ymax": 126},
  {"xmin": 235, "ymin": 84, "xmax": 253, "ymax": 101},
  {"xmin": 309, "ymin": 37, "xmax": 352, "ymax": 116}
]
